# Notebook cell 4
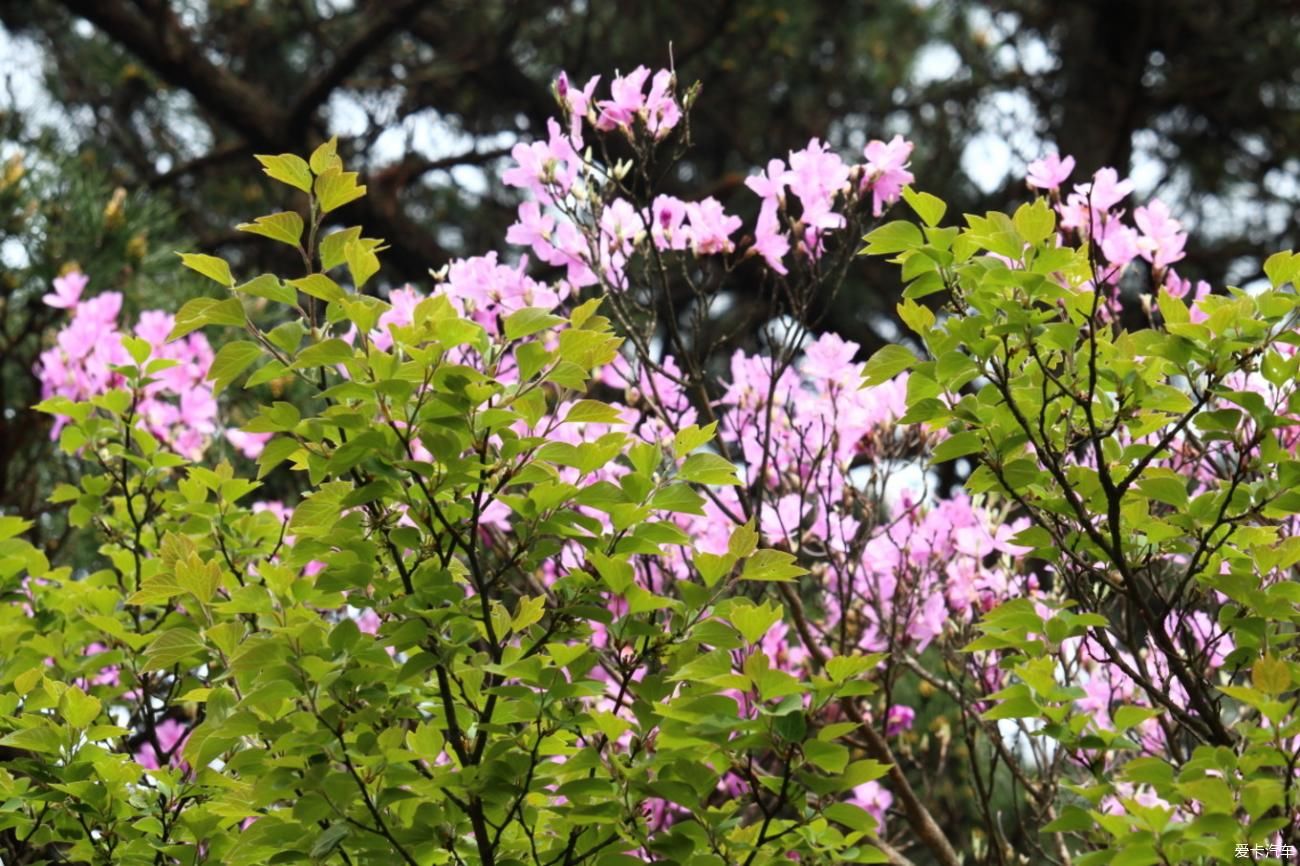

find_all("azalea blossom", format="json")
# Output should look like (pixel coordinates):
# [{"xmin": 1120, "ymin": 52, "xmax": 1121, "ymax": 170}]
[{"xmin": 1026, "ymin": 152, "xmax": 1076, "ymax": 191}]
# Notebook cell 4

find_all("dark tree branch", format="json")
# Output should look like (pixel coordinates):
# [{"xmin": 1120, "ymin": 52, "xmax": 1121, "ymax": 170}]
[
  {"xmin": 287, "ymin": 0, "xmax": 430, "ymax": 129},
  {"xmin": 58, "ymin": 0, "xmax": 290, "ymax": 148}
]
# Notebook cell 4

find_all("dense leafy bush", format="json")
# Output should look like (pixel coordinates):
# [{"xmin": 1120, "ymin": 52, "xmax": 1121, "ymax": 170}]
[{"xmin": 2, "ymin": 65, "xmax": 1297, "ymax": 865}]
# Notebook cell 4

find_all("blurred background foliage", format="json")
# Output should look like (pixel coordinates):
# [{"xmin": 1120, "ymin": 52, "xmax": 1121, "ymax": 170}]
[{"xmin": 1, "ymin": 1, "xmax": 1297, "ymax": 857}]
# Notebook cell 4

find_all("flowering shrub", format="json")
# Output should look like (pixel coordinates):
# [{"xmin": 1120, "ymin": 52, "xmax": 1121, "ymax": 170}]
[
  {"xmin": 1, "ymin": 64, "xmax": 1297, "ymax": 866},
  {"xmin": 862, "ymin": 156, "xmax": 1300, "ymax": 861}
]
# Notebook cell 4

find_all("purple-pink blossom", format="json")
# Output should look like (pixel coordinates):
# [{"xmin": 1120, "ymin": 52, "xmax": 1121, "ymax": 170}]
[
  {"xmin": 862, "ymin": 135, "xmax": 915, "ymax": 216},
  {"xmin": 1026, "ymin": 152, "xmax": 1076, "ymax": 191}
]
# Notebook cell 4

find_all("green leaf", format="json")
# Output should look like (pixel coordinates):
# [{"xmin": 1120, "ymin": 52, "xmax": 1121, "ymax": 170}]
[
  {"xmin": 287, "ymin": 483, "xmax": 349, "ymax": 537},
  {"xmin": 1136, "ymin": 476, "xmax": 1189, "ymax": 509},
  {"xmin": 1252, "ymin": 655, "xmax": 1291, "ymax": 695},
  {"xmin": 729, "ymin": 599, "xmax": 783, "ymax": 643},
  {"xmin": 727, "ymin": 520, "xmax": 759, "ymax": 558},
  {"xmin": 309, "ymin": 823, "xmax": 349, "ymax": 859},
  {"xmin": 861, "ymin": 220, "xmax": 924, "ymax": 255},
  {"xmin": 901, "ymin": 187, "xmax": 946, "ymax": 227},
  {"xmin": 344, "ymin": 238, "xmax": 381, "ymax": 290},
  {"xmin": 825, "ymin": 655, "xmax": 879, "ymax": 682},
  {"xmin": 122, "ymin": 335, "xmax": 151, "ymax": 365},
  {"xmin": 1241, "ymin": 779, "xmax": 1283, "ymax": 818},
  {"xmin": 590, "ymin": 551, "xmax": 633, "ymax": 594},
  {"xmin": 742, "ymin": 549, "xmax": 807, "ymax": 582},
  {"xmin": 1013, "ymin": 198, "xmax": 1055, "ymax": 245},
  {"xmin": 1113, "ymin": 705, "xmax": 1161, "ymax": 732},
  {"xmin": 246, "ymin": 359, "xmax": 288, "ymax": 388},
  {"xmin": 860, "ymin": 344, "xmax": 917, "ymax": 387},
  {"xmin": 678, "ymin": 452, "xmax": 740, "ymax": 486},
  {"xmin": 314, "ymin": 168, "xmax": 366, "ymax": 213},
  {"xmin": 803, "ymin": 739, "xmax": 850, "ymax": 773},
  {"xmin": 406, "ymin": 722, "xmax": 445, "ymax": 760},
  {"xmin": 0, "ymin": 515, "xmax": 32, "ymax": 541},
  {"xmin": 694, "ymin": 551, "xmax": 737, "ymax": 587},
  {"xmin": 824, "ymin": 802, "xmax": 881, "ymax": 834},
  {"xmin": 0, "ymin": 725, "xmax": 64, "ymax": 755},
  {"xmin": 902, "ymin": 271, "xmax": 947, "ymax": 299},
  {"xmin": 564, "ymin": 400, "xmax": 625, "ymax": 425},
  {"xmin": 1156, "ymin": 286, "xmax": 1190, "ymax": 325},
  {"xmin": 142, "ymin": 628, "xmax": 206, "ymax": 672},
  {"xmin": 267, "ymin": 320, "xmax": 305, "ymax": 354},
  {"xmin": 309, "ymin": 136, "xmax": 343, "ymax": 175},
  {"xmin": 931, "ymin": 431, "xmax": 982, "ymax": 463},
  {"xmin": 208, "ymin": 341, "xmax": 262, "ymax": 395},
  {"xmin": 504, "ymin": 307, "xmax": 566, "ymax": 340},
  {"xmin": 672, "ymin": 422, "xmax": 717, "ymax": 458},
  {"xmin": 897, "ymin": 297, "xmax": 936, "ymax": 335},
  {"xmin": 255, "ymin": 153, "xmax": 313, "ymax": 192},
  {"xmin": 320, "ymin": 227, "xmax": 362, "ymax": 271},
  {"xmin": 650, "ymin": 483, "xmax": 705, "ymax": 515},
  {"xmin": 511, "ymin": 595, "xmax": 546, "ymax": 632},
  {"xmin": 1263, "ymin": 250, "xmax": 1298, "ymax": 288},
  {"xmin": 236, "ymin": 212, "xmax": 304, "ymax": 248},
  {"xmin": 235, "ymin": 274, "xmax": 298, "ymax": 305},
  {"xmin": 169, "ymin": 297, "xmax": 246, "ymax": 340},
  {"xmin": 840, "ymin": 759, "xmax": 890, "ymax": 789},
  {"xmin": 257, "ymin": 437, "xmax": 300, "ymax": 478},
  {"xmin": 292, "ymin": 338, "xmax": 355, "ymax": 369},
  {"xmin": 61, "ymin": 685, "xmax": 102, "ymax": 729},
  {"xmin": 178, "ymin": 253, "xmax": 234, "ymax": 287},
  {"xmin": 668, "ymin": 649, "xmax": 734, "ymax": 682},
  {"xmin": 980, "ymin": 693, "xmax": 1039, "ymax": 720},
  {"xmin": 289, "ymin": 274, "xmax": 345, "ymax": 303},
  {"xmin": 1042, "ymin": 805, "xmax": 1094, "ymax": 833}
]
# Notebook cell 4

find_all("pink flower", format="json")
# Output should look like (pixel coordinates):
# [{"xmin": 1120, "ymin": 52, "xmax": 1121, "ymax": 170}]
[
  {"xmin": 441, "ymin": 252, "xmax": 565, "ymax": 327},
  {"xmin": 226, "ymin": 429, "xmax": 273, "ymax": 459},
  {"xmin": 355, "ymin": 608, "xmax": 382, "ymax": 635},
  {"xmin": 1134, "ymin": 198, "xmax": 1186, "ymax": 271},
  {"xmin": 76, "ymin": 291, "xmax": 124, "ymax": 326},
  {"xmin": 684, "ymin": 197, "xmax": 741, "ymax": 255},
  {"xmin": 79, "ymin": 642, "xmax": 120, "ymax": 688},
  {"xmin": 506, "ymin": 201, "xmax": 557, "ymax": 258},
  {"xmin": 745, "ymin": 158, "xmax": 788, "ymax": 202},
  {"xmin": 1098, "ymin": 220, "xmax": 1140, "ymax": 270},
  {"xmin": 760, "ymin": 493, "xmax": 805, "ymax": 544},
  {"xmin": 1079, "ymin": 167, "xmax": 1133, "ymax": 212},
  {"xmin": 596, "ymin": 66, "xmax": 653, "ymax": 132},
  {"xmin": 599, "ymin": 197, "xmax": 645, "ymax": 280},
  {"xmin": 502, "ymin": 119, "xmax": 581, "ymax": 205},
  {"xmin": 787, "ymin": 139, "xmax": 849, "ymax": 230},
  {"xmin": 885, "ymin": 705, "xmax": 915, "ymax": 737},
  {"xmin": 1026, "ymin": 152, "xmax": 1076, "ymax": 191},
  {"xmin": 594, "ymin": 67, "xmax": 680, "ymax": 140},
  {"xmin": 556, "ymin": 71, "xmax": 600, "ymax": 144},
  {"xmin": 650, "ymin": 195, "xmax": 689, "ymax": 251},
  {"xmin": 800, "ymin": 332, "xmax": 858, "ymax": 386},
  {"xmin": 862, "ymin": 135, "xmax": 915, "ymax": 216},
  {"xmin": 36, "ymin": 280, "xmax": 217, "ymax": 456},
  {"xmin": 752, "ymin": 201, "xmax": 790, "ymax": 274},
  {"xmin": 136, "ymin": 718, "xmax": 190, "ymax": 770},
  {"xmin": 849, "ymin": 781, "xmax": 893, "ymax": 833},
  {"xmin": 42, "ymin": 270, "xmax": 88, "ymax": 309},
  {"xmin": 643, "ymin": 69, "xmax": 681, "ymax": 139}
]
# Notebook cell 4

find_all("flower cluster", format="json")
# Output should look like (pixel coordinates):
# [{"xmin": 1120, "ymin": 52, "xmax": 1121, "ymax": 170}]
[
  {"xmin": 506, "ymin": 68, "xmax": 915, "ymax": 290},
  {"xmin": 1026, "ymin": 152, "xmax": 1207, "ymax": 315},
  {"xmin": 35, "ymin": 272, "xmax": 221, "ymax": 459}
]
